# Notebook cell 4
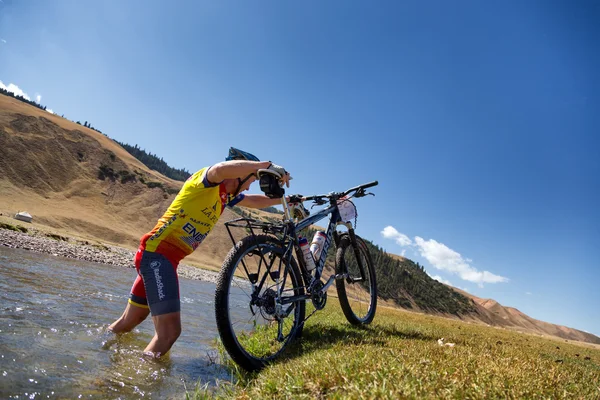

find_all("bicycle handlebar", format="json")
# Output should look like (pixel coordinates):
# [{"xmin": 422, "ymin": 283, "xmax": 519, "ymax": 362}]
[
  {"xmin": 343, "ymin": 180, "xmax": 378, "ymax": 196},
  {"xmin": 304, "ymin": 180, "xmax": 378, "ymax": 202}
]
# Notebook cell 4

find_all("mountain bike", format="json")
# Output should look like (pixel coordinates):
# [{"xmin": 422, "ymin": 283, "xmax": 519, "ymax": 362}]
[{"xmin": 215, "ymin": 170, "xmax": 378, "ymax": 371}]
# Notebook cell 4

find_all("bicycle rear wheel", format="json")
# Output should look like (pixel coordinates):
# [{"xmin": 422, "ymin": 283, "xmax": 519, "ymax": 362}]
[
  {"xmin": 335, "ymin": 233, "xmax": 377, "ymax": 325},
  {"xmin": 215, "ymin": 234, "xmax": 305, "ymax": 372}
]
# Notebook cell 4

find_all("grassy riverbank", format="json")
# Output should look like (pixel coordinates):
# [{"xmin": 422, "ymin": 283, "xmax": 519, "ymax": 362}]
[{"xmin": 191, "ymin": 304, "xmax": 600, "ymax": 399}]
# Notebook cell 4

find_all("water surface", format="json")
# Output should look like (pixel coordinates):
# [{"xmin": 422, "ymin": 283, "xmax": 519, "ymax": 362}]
[{"xmin": 0, "ymin": 246, "xmax": 231, "ymax": 399}]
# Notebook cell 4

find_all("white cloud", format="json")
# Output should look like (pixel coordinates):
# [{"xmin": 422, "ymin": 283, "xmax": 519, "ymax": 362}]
[
  {"xmin": 414, "ymin": 236, "xmax": 508, "ymax": 286},
  {"xmin": 381, "ymin": 225, "xmax": 509, "ymax": 286},
  {"xmin": 1, "ymin": 39, "xmax": 6, "ymax": 44},
  {"xmin": 46, "ymin": 108, "xmax": 54, "ymax": 114},
  {"xmin": 36, "ymin": 94, "xmax": 42, "ymax": 103},
  {"xmin": 0, "ymin": 81, "xmax": 31, "ymax": 101},
  {"xmin": 381, "ymin": 226, "xmax": 413, "ymax": 246},
  {"xmin": 526, "ymin": 292, "xmax": 532, "ymax": 295}
]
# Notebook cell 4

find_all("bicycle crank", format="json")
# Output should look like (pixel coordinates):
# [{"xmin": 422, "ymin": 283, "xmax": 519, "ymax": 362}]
[{"xmin": 309, "ymin": 280, "xmax": 326, "ymax": 310}]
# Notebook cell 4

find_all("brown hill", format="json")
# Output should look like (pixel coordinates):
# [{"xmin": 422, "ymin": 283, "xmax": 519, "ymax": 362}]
[
  {"xmin": 452, "ymin": 288, "xmax": 600, "ymax": 345},
  {"xmin": 0, "ymin": 94, "xmax": 236, "ymax": 270},
  {"xmin": 1, "ymin": 93, "xmax": 598, "ymax": 345}
]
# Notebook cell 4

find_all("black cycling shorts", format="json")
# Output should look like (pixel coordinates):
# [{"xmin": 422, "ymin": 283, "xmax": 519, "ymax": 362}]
[{"xmin": 129, "ymin": 249, "xmax": 180, "ymax": 316}]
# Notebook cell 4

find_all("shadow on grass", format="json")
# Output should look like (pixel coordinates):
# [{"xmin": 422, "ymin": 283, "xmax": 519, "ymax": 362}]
[
  {"xmin": 222, "ymin": 322, "xmax": 437, "ymax": 385},
  {"xmin": 218, "ymin": 318, "xmax": 442, "ymax": 388},
  {"xmin": 274, "ymin": 320, "xmax": 438, "ymax": 365}
]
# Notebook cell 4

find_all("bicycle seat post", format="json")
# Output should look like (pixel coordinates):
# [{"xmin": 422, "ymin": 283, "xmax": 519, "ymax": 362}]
[{"xmin": 280, "ymin": 196, "xmax": 293, "ymax": 222}]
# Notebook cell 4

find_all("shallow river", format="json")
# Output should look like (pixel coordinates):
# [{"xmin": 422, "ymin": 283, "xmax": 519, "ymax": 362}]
[{"xmin": 0, "ymin": 246, "xmax": 231, "ymax": 399}]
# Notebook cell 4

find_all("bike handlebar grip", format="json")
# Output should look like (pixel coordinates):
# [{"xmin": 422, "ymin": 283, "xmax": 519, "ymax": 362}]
[
  {"xmin": 361, "ymin": 181, "xmax": 378, "ymax": 189},
  {"xmin": 344, "ymin": 180, "xmax": 379, "ymax": 195},
  {"xmin": 306, "ymin": 181, "xmax": 378, "ymax": 200}
]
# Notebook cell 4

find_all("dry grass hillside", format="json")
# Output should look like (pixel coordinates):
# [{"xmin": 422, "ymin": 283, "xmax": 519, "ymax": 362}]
[
  {"xmin": 1, "ymin": 94, "xmax": 598, "ymax": 345},
  {"xmin": 0, "ymin": 95, "xmax": 241, "ymax": 270}
]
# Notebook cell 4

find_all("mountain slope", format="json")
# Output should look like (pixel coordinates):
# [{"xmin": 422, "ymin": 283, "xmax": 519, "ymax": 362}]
[
  {"xmin": 0, "ymin": 94, "xmax": 232, "ymax": 269},
  {"xmin": 451, "ymin": 289, "xmax": 600, "ymax": 344}
]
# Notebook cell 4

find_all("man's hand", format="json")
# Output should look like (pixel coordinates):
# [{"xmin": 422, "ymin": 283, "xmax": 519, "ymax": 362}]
[
  {"xmin": 268, "ymin": 163, "xmax": 291, "ymax": 187},
  {"xmin": 287, "ymin": 194, "xmax": 304, "ymax": 204}
]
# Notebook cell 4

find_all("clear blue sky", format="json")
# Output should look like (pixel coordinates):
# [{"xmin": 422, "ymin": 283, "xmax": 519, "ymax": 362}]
[{"xmin": 1, "ymin": 1, "xmax": 598, "ymax": 336}]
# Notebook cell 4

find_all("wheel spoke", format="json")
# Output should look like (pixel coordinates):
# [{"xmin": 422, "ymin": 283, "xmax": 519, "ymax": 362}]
[{"xmin": 215, "ymin": 235, "xmax": 306, "ymax": 370}]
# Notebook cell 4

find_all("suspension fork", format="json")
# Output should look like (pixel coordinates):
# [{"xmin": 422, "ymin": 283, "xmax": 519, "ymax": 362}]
[{"xmin": 348, "ymin": 228, "xmax": 367, "ymax": 282}]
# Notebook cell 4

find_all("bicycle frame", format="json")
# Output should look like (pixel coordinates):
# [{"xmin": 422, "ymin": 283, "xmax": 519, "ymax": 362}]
[
  {"xmin": 217, "ymin": 179, "xmax": 378, "ymax": 371},
  {"xmin": 295, "ymin": 202, "xmax": 340, "ymax": 272},
  {"xmin": 224, "ymin": 194, "xmax": 369, "ymax": 308}
]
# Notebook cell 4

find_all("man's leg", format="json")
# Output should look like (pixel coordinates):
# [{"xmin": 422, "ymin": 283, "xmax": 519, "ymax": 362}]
[
  {"xmin": 108, "ymin": 272, "xmax": 150, "ymax": 333},
  {"xmin": 143, "ymin": 311, "xmax": 182, "ymax": 356},
  {"xmin": 108, "ymin": 247, "xmax": 150, "ymax": 333},
  {"xmin": 138, "ymin": 251, "xmax": 182, "ymax": 357},
  {"xmin": 109, "ymin": 302, "xmax": 150, "ymax": 333}
]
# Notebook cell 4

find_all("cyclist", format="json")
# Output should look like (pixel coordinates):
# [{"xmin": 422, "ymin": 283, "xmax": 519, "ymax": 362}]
[{"xmin": 108, "ymin": 147, "xmax": 291, "ymax": 358}]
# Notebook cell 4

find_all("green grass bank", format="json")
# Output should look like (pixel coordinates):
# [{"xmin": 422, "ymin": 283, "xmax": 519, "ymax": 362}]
[{"xmin": 191, "ymin": 304, "xmax": 599, "ymax": 399}]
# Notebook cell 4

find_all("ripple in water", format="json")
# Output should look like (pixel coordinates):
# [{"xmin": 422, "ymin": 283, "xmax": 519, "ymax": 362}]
[{"xmin": 0, "ymin": 246, "xmax": 233, "ymax": 399}]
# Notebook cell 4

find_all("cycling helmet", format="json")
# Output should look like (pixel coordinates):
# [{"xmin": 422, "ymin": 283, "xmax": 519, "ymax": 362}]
[
  {"xmin": 225, "ymin": 147, "xmax": 261, "ymax": 196},
  {"xmin": 226, "ymin": 147, "xmax": 260, "ymax": 162}
]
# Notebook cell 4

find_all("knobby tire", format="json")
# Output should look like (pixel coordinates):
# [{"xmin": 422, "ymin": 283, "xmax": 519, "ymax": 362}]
[
  {"xmin": 335, "ymin": 233, "xmax": 378, "ymax": 325},
  {"xmin": 215, "ymin": 234, "xmax": 306, "ymax": 372}
]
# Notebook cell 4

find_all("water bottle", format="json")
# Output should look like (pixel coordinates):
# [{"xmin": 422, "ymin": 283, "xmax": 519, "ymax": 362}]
[
  {"xmin": 299, "ymin": 237, "xmax": 316, "ymax": 271},
  {"xmin": 310, "ymin": 231, "xmax": 327, "ymax": 262}
]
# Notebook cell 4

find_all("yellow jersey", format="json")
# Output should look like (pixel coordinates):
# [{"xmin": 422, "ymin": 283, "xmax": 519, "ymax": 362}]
[{"xmin": 140, "ymin": 167, "xmax": 244, "ymax": 263}]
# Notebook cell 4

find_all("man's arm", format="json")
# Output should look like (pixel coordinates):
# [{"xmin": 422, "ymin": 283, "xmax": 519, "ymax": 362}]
[
  {"xmin": 207, "ymin": 160, "xmax": 271, "ymax": 183},
  {"xmin": 237, "ymin": 194, "xmax": 283, "ymax": 209}
]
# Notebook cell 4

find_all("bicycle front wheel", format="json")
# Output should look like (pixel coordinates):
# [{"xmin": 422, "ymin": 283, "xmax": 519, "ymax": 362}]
[
  {"xmin": 215, "ymin": 234, "xmax": 306, "ymax": 372},
  {"xmin": 335, "ymin": 233, "xmax": 377, "ymax": 325}
]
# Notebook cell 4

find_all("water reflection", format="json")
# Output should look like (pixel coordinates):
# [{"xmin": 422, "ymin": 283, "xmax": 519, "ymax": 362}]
[{"xmin": 0, "ymin": 246, "xmax": 230, "ymax": 399}]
